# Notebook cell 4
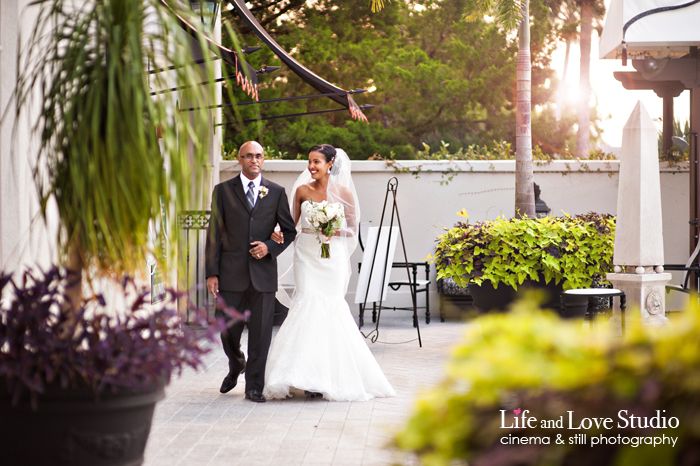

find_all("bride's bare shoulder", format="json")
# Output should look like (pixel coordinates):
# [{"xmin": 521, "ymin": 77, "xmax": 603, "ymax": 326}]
[
  {"xmin": 296, "ymin": 183, "xmax": 312, "ymax": 200},
  {"xmin": 294, "ymin": 184, "xmax": 313, "ymax": 202}
]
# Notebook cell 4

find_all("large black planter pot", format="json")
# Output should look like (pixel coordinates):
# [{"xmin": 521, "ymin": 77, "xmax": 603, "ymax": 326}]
[
  {"xmin": 559, "ymin": 294, "xmax": 590, "ymax": 319},
  {"xmin": 437, "ymin": 278, "xmax": 475, "ymax": 319},
  {"xmin": 469, "ymin": 278, "xmax": 564, "ymax": 312},
  {"xmin": 0, "ymin": 382, "xmax": 164, "ymax": 466}
]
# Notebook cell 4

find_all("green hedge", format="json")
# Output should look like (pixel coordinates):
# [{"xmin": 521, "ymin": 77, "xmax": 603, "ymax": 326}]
[
  {"xmin": 434, "ymin": 213, "xmax": 615, "ymax": 291},
  {"xmin": 408, "ymin": 141, "xmax": 616, "ymax": 161},
  {"xmin": 223, "ymin": 139, "xmax": 617, "ymax": 161},
  {"xmin": 395, "ymin": 299, "xmax": 700, "ymax": 466}
]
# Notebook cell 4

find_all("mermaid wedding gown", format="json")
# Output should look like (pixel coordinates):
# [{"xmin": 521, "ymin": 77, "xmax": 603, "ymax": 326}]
[{"xmin": 264, "ymin": 201, "xmax": 396, "ymax": 401}]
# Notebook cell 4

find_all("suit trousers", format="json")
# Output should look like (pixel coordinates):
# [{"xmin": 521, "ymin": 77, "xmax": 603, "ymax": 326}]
[{"xmin": 218, "ymin": 288, "xmax": 275, "ymax": 393}]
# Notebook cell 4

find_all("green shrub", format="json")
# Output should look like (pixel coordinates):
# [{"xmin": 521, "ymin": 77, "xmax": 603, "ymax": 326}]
[
  {"xmin": 225, "ymin": 119, "xmax": 416, "ymax": 160},
  {"xmin": 395, "ymin": 298, "xmax": 700, "ymax": 466},
  {"xmin": 434, "ymin": 213, "xmax": 615, "ymax": 290},
  {"xmin": 413, "ymin": 140, "xmax": 518, "ymax": 161},
  {"xmin": 410, "ymin": 140, "xmax": 616, "ymax": 161}
]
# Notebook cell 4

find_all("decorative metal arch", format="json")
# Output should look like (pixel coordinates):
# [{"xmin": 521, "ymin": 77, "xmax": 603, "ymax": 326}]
[
  {"xmin": 159, "ymin": 0, "xmax": 369, "ymax": 122},
  {"xmin": 225, "ymin": 0, "xmax": 368, "ymax": 121}
]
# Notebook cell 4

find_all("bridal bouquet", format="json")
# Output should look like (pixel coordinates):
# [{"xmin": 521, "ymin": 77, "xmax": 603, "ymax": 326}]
[{"xmin": 306, "ymin": 201, "xmax": 345, "ymax": 258}]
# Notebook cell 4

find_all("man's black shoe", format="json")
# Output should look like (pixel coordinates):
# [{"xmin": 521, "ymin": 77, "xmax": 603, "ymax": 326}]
[
  {"xmin": 219, "ymin": 374, "xmax": 238, "ymax": 394},
  {"xmin": 245, "ymin": 390, "xmax": 266, "ymax": 403}
]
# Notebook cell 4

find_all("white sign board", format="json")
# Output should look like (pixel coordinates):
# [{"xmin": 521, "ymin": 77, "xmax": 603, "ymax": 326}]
[{"xmin": 354, "ymin": 226, "xmax": 399, "ymax": 304}]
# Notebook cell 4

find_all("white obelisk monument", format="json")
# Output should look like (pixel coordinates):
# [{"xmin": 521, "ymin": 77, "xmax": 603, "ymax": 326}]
[{"xmin": 607, "ymin": 102, "xmax": 671, "ymax": 325}]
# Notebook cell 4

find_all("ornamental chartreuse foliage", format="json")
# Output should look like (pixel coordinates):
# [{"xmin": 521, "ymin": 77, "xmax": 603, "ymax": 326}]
[
  {"xmin": 394, "ymin": 297, "xmax": 700, "ymax": 466},
  {"xmin": 434, "ymin": 213, "xmax": 615, "ymax": 290}
]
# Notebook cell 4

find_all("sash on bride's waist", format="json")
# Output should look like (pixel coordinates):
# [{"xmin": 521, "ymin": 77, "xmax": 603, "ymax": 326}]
[{"xmin": 300, "ymin": 228, "xmax": 346, "ymax": 237}]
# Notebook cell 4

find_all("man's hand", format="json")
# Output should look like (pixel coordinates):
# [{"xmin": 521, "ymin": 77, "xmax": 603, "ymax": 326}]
[
  {"xmin": 249, "ymin": 241, "xmax": 269, "ymax": 259},
  {"xmin": 207, "ymin": 276, "xmax": 219, "ymax": 297},
  {"xmin": 271, "ymin": 229, "xmax": 284, "ymax": 244}
]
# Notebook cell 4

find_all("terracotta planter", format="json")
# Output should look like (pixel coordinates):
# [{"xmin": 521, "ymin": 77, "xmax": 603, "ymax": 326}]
[{"xmin": 0, "ymin": 381, "xmax": 164, "ymax": 466}]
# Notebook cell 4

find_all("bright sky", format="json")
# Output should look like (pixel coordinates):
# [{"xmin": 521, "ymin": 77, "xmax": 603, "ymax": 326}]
[{"xmin": 552, "ymin": 24, "xmax": 690, "ymax": 149}]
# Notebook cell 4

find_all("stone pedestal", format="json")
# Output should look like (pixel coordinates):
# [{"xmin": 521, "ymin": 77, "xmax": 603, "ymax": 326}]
[
  {"xmin": 607, "ymin": 272, "xmax": 671, "ymax": 326},
  {"xmin": 607, "ymin": 102, "xmax": 670, "ymax": 327}
]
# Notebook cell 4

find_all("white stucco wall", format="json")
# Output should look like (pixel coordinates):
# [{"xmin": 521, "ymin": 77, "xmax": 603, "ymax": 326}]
[
  {"xmin": 220, "ymin": 159, "xmax": 691, "ymax": 313},
  {"xmin": 0, "ymin": 1, "xmax": 56, "ymax": 273}
]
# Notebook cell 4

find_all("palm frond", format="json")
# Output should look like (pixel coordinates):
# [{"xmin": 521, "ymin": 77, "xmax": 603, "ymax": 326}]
[
  {"xmin": 370, "ymin": 0, "xmax": 387, "ymax": 13},
  {"xmin": 462, "ymin": 0, "xmax": 525, "ymax": 30},
  {"xmin": 496, "ymin": 0, "xmax": 526, "ymax": 31}
]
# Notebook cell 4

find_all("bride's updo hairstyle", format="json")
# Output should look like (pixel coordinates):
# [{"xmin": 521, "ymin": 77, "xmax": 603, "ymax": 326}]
[
  {"xmin": 309, "ymin": 143, "xmax": 336, "ymax": 162},
  {"xmin": 309, "ymin": 144, "xmax": 340, "ymax": 175}
]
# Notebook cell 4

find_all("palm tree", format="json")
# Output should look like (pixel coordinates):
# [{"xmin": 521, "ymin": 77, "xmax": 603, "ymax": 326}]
[
  {"xmin": 464, "ymin": 0, "xmax": 536, "ymax": 216},
  {"xmin": 552, "ymin": 0, "xmax": 579, "ymax": 120},
  {"xmin": 576, "ymin": 0, "xmax": 592, "ymax": 158},
  {"xmin": 576, "ymin": 0, "xmax": 606, "ymax": 158},
  {"xmin": 513, "ymin": 0, "xmax": 536, "ymax": 217}
]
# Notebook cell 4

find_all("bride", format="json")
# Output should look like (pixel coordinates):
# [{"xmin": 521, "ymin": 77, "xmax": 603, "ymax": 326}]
[{"xmin": 263, "ymin": 144, "xmax": 396, "ymax": 401}]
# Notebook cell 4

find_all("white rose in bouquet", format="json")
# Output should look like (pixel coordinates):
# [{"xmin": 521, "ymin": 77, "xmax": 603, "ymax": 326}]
[{"xmin": 304, "ymin": 201, "xmax": 345, "ymax": 258}]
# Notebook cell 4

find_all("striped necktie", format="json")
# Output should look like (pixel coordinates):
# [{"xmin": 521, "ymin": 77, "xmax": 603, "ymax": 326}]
[{"xmin": 246, "ymin": 181, "xmax": 255, "ymax": 208}]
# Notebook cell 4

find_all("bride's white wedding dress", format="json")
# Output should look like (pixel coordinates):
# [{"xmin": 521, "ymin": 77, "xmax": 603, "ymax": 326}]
[{"xmin": 264, "ymin": 201, "xmax": 396, "ymax": 401}]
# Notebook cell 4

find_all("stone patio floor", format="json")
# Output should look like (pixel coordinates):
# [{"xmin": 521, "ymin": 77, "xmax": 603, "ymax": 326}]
[{"xmin": 144, "ymin": 310, "xmax": 468, "ymax": 466}]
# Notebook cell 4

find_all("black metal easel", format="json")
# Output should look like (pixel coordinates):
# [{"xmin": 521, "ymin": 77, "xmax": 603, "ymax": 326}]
[{"xmin": 359, "ymin": 177, "xmax": 422, "ymax": 347}]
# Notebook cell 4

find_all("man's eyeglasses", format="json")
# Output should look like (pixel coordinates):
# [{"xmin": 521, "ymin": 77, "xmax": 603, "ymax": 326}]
[{"xmin": 241, "ymin": 153, "xmax": 264, "ymax": 161}]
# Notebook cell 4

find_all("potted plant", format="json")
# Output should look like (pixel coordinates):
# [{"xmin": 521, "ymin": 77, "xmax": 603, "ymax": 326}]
[
  {"xmin": 2, "ymin": 1, "xmax": 241, "ymax": 464},
  {"xmin": 0, "ymin": 267, "xmax": 229, "ymax": 464},
  {"xmin": 434, "ymin": 212, "xmax": 615, "ymax": 312},
  {"xmin": 395, "ymin": 298, "xmax": 700, "ymax": 465}
]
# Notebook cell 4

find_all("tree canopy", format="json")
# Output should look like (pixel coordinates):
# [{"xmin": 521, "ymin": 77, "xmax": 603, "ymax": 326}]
[{"xmin": 222, "ymin": 0, "xmax": 589, "ymax": 160}]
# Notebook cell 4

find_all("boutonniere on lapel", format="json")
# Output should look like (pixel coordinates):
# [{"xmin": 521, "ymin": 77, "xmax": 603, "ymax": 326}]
[{"xmin": 258, "ymin": 186, "xmax": 269, "ymax": 199}]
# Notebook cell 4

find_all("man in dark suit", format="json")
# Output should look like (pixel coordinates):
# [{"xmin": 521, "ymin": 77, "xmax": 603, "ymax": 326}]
[{"xmin": 205, "ymin": 141, "xmax": 296, "ymax": 402}]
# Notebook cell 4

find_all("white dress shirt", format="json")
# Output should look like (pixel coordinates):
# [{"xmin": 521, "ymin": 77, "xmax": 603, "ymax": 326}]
[{"xmin": 240, "ymin": 172, "xmax": 262, "ymax": 206}]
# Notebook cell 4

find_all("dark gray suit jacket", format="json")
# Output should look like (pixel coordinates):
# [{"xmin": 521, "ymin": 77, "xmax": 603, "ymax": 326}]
[{"xmin": 205, "ymin": 175, "xmax": 296, "ymax": 293}]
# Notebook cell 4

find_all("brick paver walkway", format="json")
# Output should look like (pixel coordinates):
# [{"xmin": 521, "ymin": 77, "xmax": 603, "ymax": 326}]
[{"xmin": 144, "ymin": 310, "xmax": 468, "ymax": 466}]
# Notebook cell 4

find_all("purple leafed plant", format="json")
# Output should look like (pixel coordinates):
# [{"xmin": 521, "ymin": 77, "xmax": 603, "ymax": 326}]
[{"xmin": 0, "ymin": 266, "xmax": 240, "ymax": 407}]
